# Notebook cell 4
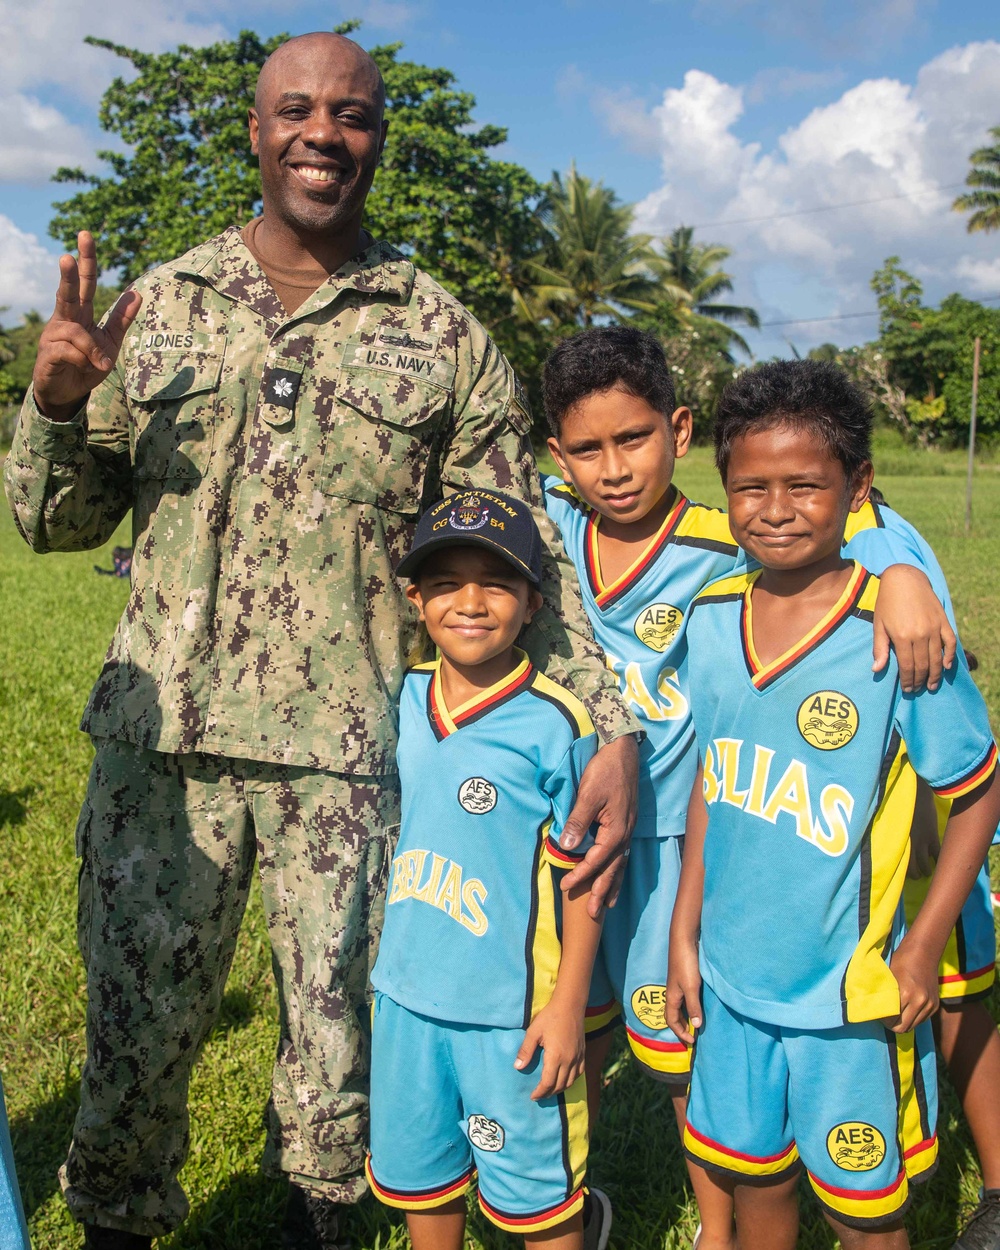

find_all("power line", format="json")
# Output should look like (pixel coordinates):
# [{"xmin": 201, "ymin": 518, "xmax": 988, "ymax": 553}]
[
  {"xmin": 760, "ymin": 292, "xmax": 1000, "ymax": 330},
  {"xmin": 687, "ymin": 182, "xmax": 967, "ymax": 232}
]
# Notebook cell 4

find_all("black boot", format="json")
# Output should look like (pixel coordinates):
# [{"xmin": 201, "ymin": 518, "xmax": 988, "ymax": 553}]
[
  {"xmin": 279, "ymin": 1183, "xmax": 351, "ymax": 1250},
  {"xmin": 82, "ymin": 1225, "xmax": 153, "ymax": 1250}
]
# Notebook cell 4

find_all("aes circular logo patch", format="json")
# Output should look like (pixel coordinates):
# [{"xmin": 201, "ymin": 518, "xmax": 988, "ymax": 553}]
[
  {"xmin": 797, "ymin": 691, "xmax": 859, "ymax": 750},
  {"xmin": 630, "ymin": 984, "xmax": 668, "ymax": 1031},
  {"xmin": 826, "ymin": 1122, "xmax": 886, "ymax": 1172},
  {"xmin": 468, "ymin": 1114, "xmax": 505, "ymax": 1152},
  {"xmin": 458, "ymin": 777, "xmax": 498, "ymax": 815},
  {"xmin": 634, "ymin": 603, "xmax": 684, "ymax": 653}
]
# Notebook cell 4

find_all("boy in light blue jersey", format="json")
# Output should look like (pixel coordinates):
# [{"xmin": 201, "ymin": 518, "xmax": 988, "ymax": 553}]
[
  {"xmin": 367, "ymin": 489, "xmax": 607, "ymax": 1250},
  {"xmin": 848, "ymin": 490, "xmax": 1000, "ymax": 1250},
  {"xmin": 541, "ymin": 328, "xmax": 952, "ymax": 1246},
  {"xmin": 667, "ymin": 360, "xmax": 1000, "ymax": 1250}
]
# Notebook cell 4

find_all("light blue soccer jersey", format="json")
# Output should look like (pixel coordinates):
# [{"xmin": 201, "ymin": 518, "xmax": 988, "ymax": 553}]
[
  {"xmin": 688, "ymin": 563, "xmax": 997, "ymax": 1030},
  {"xmin": 844, "ymin": 499, "xmax": 955, "ymax": 624},
  {"xmin": 543, "ymin": 477, "xmax": 743, "ymax": 837},
  {"xmin": 372, "ymin": 650, "xmax": 598, "ymax": 1029}
]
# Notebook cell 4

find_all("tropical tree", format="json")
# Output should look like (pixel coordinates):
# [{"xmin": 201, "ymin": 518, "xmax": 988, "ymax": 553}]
[
  {"xmin": 953, "ymin": 125, "xmax": 1000, "ymax": 234},
  {"xmin": 648, "ymin": 225, "xmax": 760, "ymax": 355},
  {"xmin": 849, "ymin": 257, "xmax": 1000, "ymax": 444},
  {"xmin": 528, "ymin": 167, "xmax": 659, "ymax": 327}
]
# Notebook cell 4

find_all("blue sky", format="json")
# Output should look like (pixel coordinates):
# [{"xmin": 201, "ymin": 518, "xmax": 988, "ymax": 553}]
[{"xmin": 2, "ymin": 0, "xmax": 999, "ymax": 358}]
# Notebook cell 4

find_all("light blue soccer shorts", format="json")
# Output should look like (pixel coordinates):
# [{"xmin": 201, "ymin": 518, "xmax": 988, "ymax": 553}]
[
  {"xmin": 586, "ymin": 836, "xmax": 691, "ymax": 1082},
  {"xmin": 684, "ymin": 983, "xmax": 938, "ymax": 1230},
  {"xmin": 366, "ymin": 993, "xmax": 588, "ymax": 1234}
]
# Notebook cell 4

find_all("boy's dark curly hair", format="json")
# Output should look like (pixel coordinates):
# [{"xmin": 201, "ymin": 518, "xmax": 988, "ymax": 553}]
[
  {"xmin": 714, "ymin": 360, "xmax": 872, "ymax": 480},
  {"xmin": 542, "ymin": 326, "xmax": 677, "ymax": 438}
]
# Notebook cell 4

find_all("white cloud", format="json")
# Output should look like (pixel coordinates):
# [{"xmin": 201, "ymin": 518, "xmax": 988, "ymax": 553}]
[
  {"xmin": 0, "ymin": 94, "xmax": 93, "ymax": 184},
  {"xmin": 0, "ymin": 0, "xmax": 228, "ymax": 186},
  {"xmin": 0, "ymin": 216, "xmax": 60, "ymax": 319},
  {"xmin": 621, "ymin": 41, "xmax": 1000, "ymax": 354},
  {"xmin": 954, "ymin": 257, "xmax": 1000, "ymax": 298},
  {"xmin": 0, "ymin": 0, "xmax": 228, "ymax": 102}
]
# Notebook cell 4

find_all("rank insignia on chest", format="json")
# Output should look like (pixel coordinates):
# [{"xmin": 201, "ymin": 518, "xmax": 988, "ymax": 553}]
[{"xmin": 263, "ymin": 366, "xmax": 302, "ymax": 410}]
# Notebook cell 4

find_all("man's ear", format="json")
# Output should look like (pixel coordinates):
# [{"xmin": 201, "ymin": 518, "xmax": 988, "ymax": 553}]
[
  {"xmin": 248, "ymin": 109, "xmax": 260, "ymax": 156},
  {"xmin": 405, "ymin": 581, "xmax": 425, "ymax": 619}
]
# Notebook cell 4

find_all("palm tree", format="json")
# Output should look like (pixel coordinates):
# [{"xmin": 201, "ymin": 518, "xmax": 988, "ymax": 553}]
[
  {"xmin": 648, "ymin": 226, "xmax": 760, "ymax": 355},
  {"xmin": 528, "ymin": 167, "xmax": 661, "ymax": 326},
  {"xmin": 953, "ymin": 125, "xmax": 1000, "ymax": 234}
]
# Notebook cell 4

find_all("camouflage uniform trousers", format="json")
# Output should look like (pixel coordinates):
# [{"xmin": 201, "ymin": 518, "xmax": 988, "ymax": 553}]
[{"xmin": 61, "ymin": 737, "xmax": 399, "ymax": 1237}]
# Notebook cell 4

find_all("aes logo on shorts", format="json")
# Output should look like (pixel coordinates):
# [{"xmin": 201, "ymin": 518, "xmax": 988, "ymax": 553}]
[
  {"xmin": 631, "ymin": 984, "xmax": 668, "ymax": 1030},
  {"xmin": 634, "ymin": 603, "xmax": 683, "ymax": 653},
  {"xmin": 468, "ymin": 1114, "xmax": 505, "ymax": 1152},
  {"xmin": 458, "ymin": 777, "xmax": 498, "ymax": 814},
  {"xmin": 797, "ymin": 691, "xmax": 859, "ymax": 750},
  {"xmin": 827, "ymin": 1122, "xmax": 886, "ymax": 1171}
]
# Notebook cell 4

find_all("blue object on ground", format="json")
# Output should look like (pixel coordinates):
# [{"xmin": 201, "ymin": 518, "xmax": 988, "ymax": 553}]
[{"xmin": 0, "ymin": 1073, "xmax": 30, "ymax": 1249}]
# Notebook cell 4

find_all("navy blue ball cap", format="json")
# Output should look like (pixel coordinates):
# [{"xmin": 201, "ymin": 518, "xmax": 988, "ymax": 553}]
[{"xmin": 396, "ymin": 489, "xmax": 544, "ymax": 586}]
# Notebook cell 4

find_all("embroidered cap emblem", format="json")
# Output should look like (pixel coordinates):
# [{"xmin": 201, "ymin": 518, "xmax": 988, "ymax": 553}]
[{"xmin": 450, "ymin": 495, "xmax": 490, "ymax": 532}]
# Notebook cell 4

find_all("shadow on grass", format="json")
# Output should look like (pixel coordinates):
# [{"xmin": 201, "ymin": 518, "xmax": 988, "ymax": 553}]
[
  {"xmin": 162, "ymin": 1171, "xmax": 285, "ymax": 1249},
  {"xmin": 0, "ymin": 785, "xmax": 35, "ymax": 830},
  {"xmin": 168, "ymin": 1179, "xmax": 404, "ymax": 1250},
  {"xmin": 9, "ymin": 1073, "xmax": 79, "ymax": 1220},
  {"xmin": 209, "ymin": 988, "xmax": 258, "ymax": 1037}
]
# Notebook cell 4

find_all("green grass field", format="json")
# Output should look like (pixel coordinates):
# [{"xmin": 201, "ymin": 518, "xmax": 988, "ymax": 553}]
[{"xmin": 3, "ymin": 437, "xmax": 1000, "ymax": 1249}]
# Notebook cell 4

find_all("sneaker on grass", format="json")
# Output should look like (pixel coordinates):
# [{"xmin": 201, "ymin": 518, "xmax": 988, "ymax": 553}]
[
  {"xmin": 583, "ymin": 1186, "xmax": 612, "ymax": 1250},
  {"xmin": 954, "ymin": 1189, "xmax": 1000, "ymax": 1250}
]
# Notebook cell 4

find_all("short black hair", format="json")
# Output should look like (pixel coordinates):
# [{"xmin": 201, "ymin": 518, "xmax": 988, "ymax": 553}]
[
  {"xmin": 542, "ymin": 327, "xmax": 677, "ymax": 437},
  {"xmin": 714, "ymin": 360, "xmax": 872, "ymax": 480}
]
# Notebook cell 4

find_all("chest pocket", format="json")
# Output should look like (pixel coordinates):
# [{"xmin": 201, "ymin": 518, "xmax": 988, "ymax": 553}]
[
  {"xmin": 126, "ymin": 350, "xmax": 224, "ymax": 481},
  {"xmin": 320, "ymin": 355, "xmax": 455, "ymax": 516}
]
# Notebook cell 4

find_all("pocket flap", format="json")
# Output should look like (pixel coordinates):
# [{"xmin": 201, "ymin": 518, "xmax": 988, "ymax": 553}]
[
  {"xmin": 337, "ymin": 345, "xmax": 455, "ymax": 429},
  {"xmin": 126, "ymin": 351, "xmax": 223, "ymax": 403}
]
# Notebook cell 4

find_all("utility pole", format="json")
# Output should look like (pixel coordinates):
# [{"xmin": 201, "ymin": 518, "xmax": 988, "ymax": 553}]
[{"xmin": 965, "ymin": 335, "xmax": 981, "ymax": 534}]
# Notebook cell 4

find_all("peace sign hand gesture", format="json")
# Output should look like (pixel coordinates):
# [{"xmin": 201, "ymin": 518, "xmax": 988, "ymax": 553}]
[{"xmin": 33, "ymin": 231, "xmax": 143, "ymax": 421}]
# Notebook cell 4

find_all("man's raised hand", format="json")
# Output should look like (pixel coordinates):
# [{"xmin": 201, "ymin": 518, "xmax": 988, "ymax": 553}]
[{"xmin": 33, "ymin": 231, "xmax": 142, "ymax": 420}]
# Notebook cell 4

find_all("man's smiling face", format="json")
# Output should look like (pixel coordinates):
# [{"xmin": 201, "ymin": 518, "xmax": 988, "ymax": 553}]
[{"xmin": 249, "ymin": 34, "xmax": 387, "ymax": 241}]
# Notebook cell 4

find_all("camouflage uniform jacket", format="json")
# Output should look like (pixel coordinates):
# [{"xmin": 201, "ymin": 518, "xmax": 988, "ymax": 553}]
[{"xmin": 5, "ymin": 227, "xmax": 631, "ymax": 774}]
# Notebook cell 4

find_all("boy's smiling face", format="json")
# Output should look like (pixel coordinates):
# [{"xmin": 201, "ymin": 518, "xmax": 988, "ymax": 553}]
[
  {"xmin": 725, "ymin": 421, "xmax": 872, "ymax": 573},
  {"xmin": 547, "ymin": 386, "xmax": 692, "ymax": 528},
  {"xmin": 406, "ymin": 546, "xmax": 541, "ymax": 671}
]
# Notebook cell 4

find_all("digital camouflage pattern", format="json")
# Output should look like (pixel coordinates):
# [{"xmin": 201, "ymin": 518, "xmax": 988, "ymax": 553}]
[
  {"xmin": 65, "ymin": 737, "xmax": 399, "ymax": 1233},
  {"xmin": 4, "ymin": 227, "xmax": 630, "ymax": 773}
]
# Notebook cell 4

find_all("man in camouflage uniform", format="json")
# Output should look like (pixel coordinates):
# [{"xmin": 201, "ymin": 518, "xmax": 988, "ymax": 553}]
[{"xmin": 4, "ymin": 32, "xmax": 637, "ymax": 1250}]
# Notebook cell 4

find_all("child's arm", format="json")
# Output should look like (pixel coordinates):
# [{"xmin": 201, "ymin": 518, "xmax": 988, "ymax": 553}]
[
  {"xmin": 665, "ymin": 765, "xmax": 708, "ymax": 1046},
  {"xmin": 872, "ymin": 564, "xmax": 957, "ymax": 692},
  {"xmin": 515, "ymin": 879, "xmax": 603, "ymax": 1100},
  {"xmin": 888, "ymin": 769, "xmax": 1000, "ymax": 1032}
]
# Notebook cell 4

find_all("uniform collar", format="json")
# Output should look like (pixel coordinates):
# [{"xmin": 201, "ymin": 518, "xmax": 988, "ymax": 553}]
[{"xmin": 171, "ymin": 225, "xmax": 416, "ymax": 318}]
